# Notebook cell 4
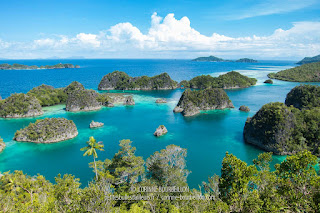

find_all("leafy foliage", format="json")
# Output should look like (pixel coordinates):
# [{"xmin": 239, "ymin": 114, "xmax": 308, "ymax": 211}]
[
  {"xmin": 27, "ymin": 84, "xmax": 67, "ymax": 106},
  {"xmin": 285, "ymin": 84, "xmax": 320, "ymax": 109},
  {"xmin": 268, "ymin": 62, "xmax": 320, "ymax": 82},
  {"xmin": 1, "ymin": 147, "xmax": 319, "ymax": 212},
  {"xmin": 184, "ymin": 71, "xmax": 257, "ymax": 89}
]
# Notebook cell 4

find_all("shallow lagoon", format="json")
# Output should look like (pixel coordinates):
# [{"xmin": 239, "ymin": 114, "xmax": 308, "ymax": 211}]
[{"xmin": 0, "ymin": 59, "xmax": 317, "ymax": 188}]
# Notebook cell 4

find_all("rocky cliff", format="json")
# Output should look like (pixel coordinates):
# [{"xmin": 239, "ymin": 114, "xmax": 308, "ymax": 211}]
[
  {"xmin": 0, "ymin": 138, "xmax": 5, "ymax": 153},
  {"xmin": 174, "ymin": 88, "xmax": 234, "ymax": 116},
  {"xmin": 14, "ymin": 118, "xmax": 78, "ymax": 143},
  {"xmin": 98, "ymin": 71, "xmax": 177, "ymax": 90},
  {"xmin": 0, "ymin": 93, "xmax": 43, "ymax": 118},
  {"xmin": 66, "ymin": 89, "xmax": 101, "ymax": 112}
]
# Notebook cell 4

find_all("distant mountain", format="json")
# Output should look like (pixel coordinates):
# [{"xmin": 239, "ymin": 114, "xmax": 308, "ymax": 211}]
[
  {"xmin": 236, "ymin": 58, "xmax": 258, "ymax": 63},
  {"xmin": 297, "ymin": 54, "xmax": 320, "ymax": 64},
  {"xmin": 192, "ymin": 55, "xmax": 257, "ymax": 63}
]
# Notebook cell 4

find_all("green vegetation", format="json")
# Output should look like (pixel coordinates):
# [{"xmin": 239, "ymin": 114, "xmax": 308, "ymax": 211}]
[
  {"xmin": 235, "ymin": 58, "xmax": 258, "ymax": 63},
  {"xmin": 81, "ymin": 136, "xmax": 104, "ymax": 179},
  {"xmin": 264, "ymin": 79, "xmax": 273, "ymax": 84},
  {"xmin": 245, "ymin": 85, "xmax": 320, "ymax": 156},
  {"xmin": 27, "ymin": 84, "xmax": 67, "ymax": 106},
  {"xmin": 0, "ymin": 139, "xmax": 319, "ymax": 212},
  {"xmin": 63, "ymin": 81, "xmax": 85, "ymax": 94},
  {"xmin": 0, "ymin": 93, "xmax": 42, "ymax": 118},
  {"xmin": 98, "ymin": 71, "xmax": 178, "ymax": 90},
  {"xmin": 192, "ymin": 55, "xmax": 229, "ymax": 62},
  {"xmin": 184, "ymin": 71, "xmax": 257, "ymax": 89},
  {"xmin": 297, "ymin": 54, "xmax": 320, "ymax": 64},
  {"xmin": 285, "ymin": 84, "xmax": 320, "ymax": 109},
  {"xmin": 0, "ymin": 63, "xmax": 79, "ymax": 70},
  {"xmin": 268, "ymin": 62, "xmax": 320, "ymax": 82},
  {"xmin": 14, "ymin": 118, "xmax": 78, "ymax": 143}
]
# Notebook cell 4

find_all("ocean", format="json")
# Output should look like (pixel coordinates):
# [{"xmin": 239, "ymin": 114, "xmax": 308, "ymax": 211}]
[{"xmin": 0, "ymin": 59, "xmax": 316, "ymax": 188}]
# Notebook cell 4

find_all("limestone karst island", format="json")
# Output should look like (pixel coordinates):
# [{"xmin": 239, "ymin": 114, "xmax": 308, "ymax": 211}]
[{"xmin": 0, "ymin": 1, "xmax": 320, "ymax": 212}]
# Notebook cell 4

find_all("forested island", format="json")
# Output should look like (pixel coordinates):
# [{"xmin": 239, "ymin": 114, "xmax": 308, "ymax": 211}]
[
  {"xmin": 268, "ymin": 62, "xmax": 320, "ymax": 82},
  {"xmin": 179, "ymin": 71, "xmax": 257, "ymax": 89},
  {"xmin": 244, "ymin": 85, "xmax": 320, "ymax": 156},
  {"xmin": 0, "ymin": 63, "xmax": 80, "ymax": 70},
  {"xmin": 297, "ymin": 54, "xmax": 320, "ymax": 64},
  {"xmin": 174, "ymin": 88, "xmax": 234, "ymax": 116},
  {"xmin": 192, "ymin": 55, "xmax": 258, "ymax": 63},
  {"xmin": 14, "ymin": 118, "xmax": 78, "ymax": 143},
  {"xmin": 98, "ymin": 71, "xmax": 178, "ymax": 90}
]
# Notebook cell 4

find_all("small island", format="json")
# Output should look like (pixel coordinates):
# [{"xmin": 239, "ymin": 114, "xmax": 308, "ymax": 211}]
[
  {"xmin": 239, "ymin": 105, "xmax": 250, "ymax": 112},
  {"xmin": 154, "ymin": 125, "xmax": 168, "ymax": 137},
  {"xmin": 0, "ymin": 93, "xmax": 43, "ymax": 118},
  {"xmin": 268, "ymin": 62, "xmax": 320, "ymax": 82},
  {"xmin": 236, "ymin": 58, "xmax": 258, "ymax": 63},
  {"xmin": 244, "ymin": 85, "xmax": 320, "ymax": 156},
  {"xmin": 98, "ymin": 71, "xmax": 178, "ymax": 90},
  {"xmin": 192, "ymin": 55, "xmax": 257, "ymax": 63},
  {"xmin": 296, "ymin": 54, "xmax": 320, "ymax": 64},
  {"xmin": 180, "ymin": 71, "xmax": 257, "ymax": 89},
  {"xmin": 264, "ymin": 79, "xmax": 273, "ymax": 84},
  {"xmin": 0, "ymin": 137, "xmax": 5, "ymax": 153},
  {"xmin": 27, "ymin": 84, "xmax": 67, "ymax": 106},
  {"xmin": 0, "ymin": 63, "xmax": 80, "ymax": 70},
  {"xmin": 14, "ymin": 118, "xmax": 78, "ymax": 143},
  {"xmin": 174, "ymin": 88, "xmax": 234, "ymax": 116},
  {"xmin": 90, "ymin": 121, "xmax": 104, "ymax": 128}
]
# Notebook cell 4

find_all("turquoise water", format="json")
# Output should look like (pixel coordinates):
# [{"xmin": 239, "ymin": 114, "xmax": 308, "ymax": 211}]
[{"xmin": 0, "ymin": 59, "xmax": 317, "ymax": 188}]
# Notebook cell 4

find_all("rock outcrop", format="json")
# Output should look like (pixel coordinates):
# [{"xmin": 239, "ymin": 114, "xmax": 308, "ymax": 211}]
[
  {"xmin": 154, "ymin": 125, "xmax": 168, "ymax": 137},
  {"xmin": 66, "ymin": 90, "xmax": 101, "ymax": 112},
  {"xmin": 0, "ymin": 93, "xmax": 43, "ymax": 118},
  {"xmin": 155, "ymin": 98, "xmax": 167, "ymax": 103},
  {"xmin": 98, "ymin": 71, "xmax": 178, "ymax": 90},
  {"xmin": 264, "ymin": 79, "xmax": 273, "ymax": 84},
  {"xmin": 174, "ymin": 88, "xmax": 234, "ymax": 116},
  {"xmin": 14, "ymin": 118, "xmax": 78, "ymax": 143},
  {"xmin": 124, "ymin": 96, "xmax": 135, "ymax": 105},
  {"xmin": 90, "ymin": 121, "xmax": 104, "ymax": 128},
  {"xmin": 0, "ymin": 138, "xmax": 5, "ymax": 153},
  {"xmin": 239, "ymin": 105, "xmax": 250, "ymax": 112}
]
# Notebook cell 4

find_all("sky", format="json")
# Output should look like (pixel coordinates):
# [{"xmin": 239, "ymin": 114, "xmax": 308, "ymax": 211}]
[{"xmin": 0, "ymin": 0, "xmax": 320, "ymax": 60}]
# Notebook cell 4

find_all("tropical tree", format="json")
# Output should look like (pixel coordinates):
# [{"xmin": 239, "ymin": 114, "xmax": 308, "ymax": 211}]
[{"xmin": 81, "ymin": 136, "xmax": 104, "ymax": 179}]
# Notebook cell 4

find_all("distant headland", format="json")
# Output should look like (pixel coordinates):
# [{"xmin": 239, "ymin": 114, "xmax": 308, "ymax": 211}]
[
  {"xmin": 0, "ymin": 63, "xmax": 80, "ymax": 70},
  {"xmin": 296, "ymin": 54, "xmax": 320, "ymax": 65},
  {"xmin": 192, "ymin": 55, "xmax": 258, "ymax": 63}
]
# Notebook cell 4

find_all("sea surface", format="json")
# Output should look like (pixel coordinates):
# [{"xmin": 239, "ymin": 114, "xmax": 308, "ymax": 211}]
[{"xmin": 0, "ymin": 59, "xmax": 317, "ymax": 188}]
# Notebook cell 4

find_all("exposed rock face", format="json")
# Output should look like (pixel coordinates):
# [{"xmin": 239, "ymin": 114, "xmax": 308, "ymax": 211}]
[
  {"xmin": 0, "ymin": 139, "xmax": 5, "ymax": 153},
  {"xmin": 243, "ymin": 102, "xmax": 298, "ymax": 155},
  {"xmin": 90, "ymin": 121, "xmax": 104, "ymax": 128},
  {"xmin": 239, "ymin": 105, "xmax": 250, "ymax": 112},
  {"xmin": 66, "ymin": 90, "xmax": 101, "ymax": 112},
  {"xmin": 173, "ymin": 106, "xmax": 184, "ymax": 113},
  {"xmin": 75, "ymin": 65, "xmax": 80, "ymax": 68},
  {"xmin": 155, "ymin": 98, "xmax": 167, "ymax": 103},
  {"xmin": 154, "ymin": 125, "xmax": 168, "ymax": 137},
  {"xmin": 264, "ymin": 79, "xmax": 273, "ymax": 84},
  {"xmin": 182, "ymin": 102, "xmax": 200, "ymax": 117},
  {"xmin": 0, "ymin": 93, "xmax": 43, "ymax": 118},
  {"xmin": 175, "ymin": 88, "xmax": 234, "ymax": 116},
  {"xmin": 98, "ymin": 71, "xmax": 178, "ymax": 90},
  {"xmin": 124, "ymin": 96, "xmax": 135, "ymax": 105},
  {"xmin": 14, "ymin": 118, "xmax": 78, "ymax": 143}
]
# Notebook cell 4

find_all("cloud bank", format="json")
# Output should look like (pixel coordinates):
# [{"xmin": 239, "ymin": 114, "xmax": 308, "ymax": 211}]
[{"xmin": 1, "ymin": 13, "xmax": 320, "ymax": 59}]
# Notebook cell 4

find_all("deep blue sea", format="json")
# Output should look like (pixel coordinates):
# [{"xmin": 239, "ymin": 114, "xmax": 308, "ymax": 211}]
[{"xmin": 0, "ymin": 59, "xmax": 317, "ymax": 188}]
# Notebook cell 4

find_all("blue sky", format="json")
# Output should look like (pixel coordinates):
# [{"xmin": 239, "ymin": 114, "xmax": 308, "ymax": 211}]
[{"xmin": 0, "ymin": 0, "xmax": 320, "ymax": 59}]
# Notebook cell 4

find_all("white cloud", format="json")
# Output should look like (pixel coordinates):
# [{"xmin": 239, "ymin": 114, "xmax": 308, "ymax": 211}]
[{"xmin": 0, "ymin": 13, "xmax": 320, "ymax": 59}]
